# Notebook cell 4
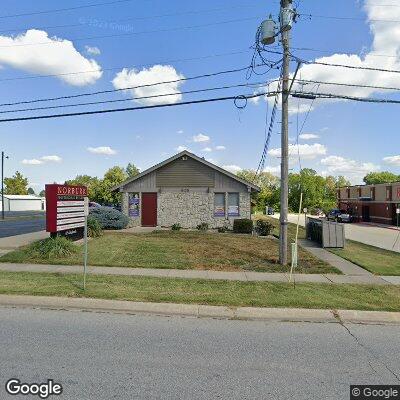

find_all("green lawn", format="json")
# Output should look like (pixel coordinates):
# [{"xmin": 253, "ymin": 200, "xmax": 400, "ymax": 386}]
[
  {"xmin": 263, "ymin": 216, "xmax": 400, "ymax": 276},
  {"xmin": 0, "ymin": 271, "xmax": 399, "ymax": 311},
  {"xmin": 330, "ymin": 240, "xmax": 400, "ymax": 276},
  {"xmin": 0, "ymin": 230, "xmax": 339, "ymax": 274}
]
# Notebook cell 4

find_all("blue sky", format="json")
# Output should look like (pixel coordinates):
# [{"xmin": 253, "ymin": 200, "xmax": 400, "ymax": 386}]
[{"xmin": 0, "ymin": 0, "xmax": 399, "ymax": 191}]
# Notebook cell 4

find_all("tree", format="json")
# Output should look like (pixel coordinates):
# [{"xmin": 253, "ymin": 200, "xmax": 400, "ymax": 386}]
[
  {"xmin": 237, "ymin": 169, "xmax": 280, "ymax": 212},
  {"xmin": 126, "ymin": 163, "xmax": 140, "ymax": 178},
  {"xmin": 335, "ymin": 175, "xmax": 351, "ymax": 188},
  {"xmin": 39, "ymin": 190, "xmax": 45, "ymax": 197},
  {"xmin": 4, "ymin": 171, "xmax": 28, "ymax": 195},
  {"xmin": 65, "ymin": 175, "xmax": 101, "ymax": 203},
  {"xmin": 98, "ymin": 166, "xmax": 127, "ymax": 205},
  {"xmin": 27, "ymin": 187, "xmax": 35, "ymax": 195},
  {"xmin": 363, "ymin": 171, "xmax": 400, "ymax": 185}
]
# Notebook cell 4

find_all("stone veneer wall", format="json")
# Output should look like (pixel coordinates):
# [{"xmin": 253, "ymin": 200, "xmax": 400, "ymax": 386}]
[
  {"xmin": 157, "ymin": 191, "xmax": 250, "ymax": 229},
  {"xmin": 122, "ymin": 191, "xmax": 251, "ymax": 228}
]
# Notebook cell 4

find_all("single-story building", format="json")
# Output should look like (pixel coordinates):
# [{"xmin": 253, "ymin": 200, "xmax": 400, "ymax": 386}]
[
  {"xmin": 0, "ymin": 194, "xmax": 44, "ymax": 212},
  {"xmin": 338, "ymin": 182, "xmax": 400, "ymax": 225},
  {"xmin": 113, "ymin": 151, "xmax": 260, "ymax": 228}
]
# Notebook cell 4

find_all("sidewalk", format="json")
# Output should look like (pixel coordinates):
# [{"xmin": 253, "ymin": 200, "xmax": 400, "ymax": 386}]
[
  {"xmin": 0, "ymin": 230, "xmax": 48, "ymax": 250},
  {"xmin": 0, "ymin": 294, "xmax": 399, "ymax": 325},
  {"xmin": 0, "ymin": 262, "xmax": 397, "ymax": 285}
]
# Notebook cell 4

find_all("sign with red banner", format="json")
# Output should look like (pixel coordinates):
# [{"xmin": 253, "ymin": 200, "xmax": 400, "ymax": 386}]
[{"xmin": 46, "ymin": 184, "xmax": 88, "ymax": 236}]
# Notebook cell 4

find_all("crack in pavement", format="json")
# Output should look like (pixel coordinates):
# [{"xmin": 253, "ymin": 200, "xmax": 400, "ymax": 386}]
[{"xmin": 332, "ymin": 310, "xmax": 400, "ymax": 382}]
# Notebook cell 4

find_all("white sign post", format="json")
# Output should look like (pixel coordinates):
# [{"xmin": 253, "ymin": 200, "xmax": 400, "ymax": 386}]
[{"xmin": 83, "ymin": 197, "xmax": 89, "ymax": 290}]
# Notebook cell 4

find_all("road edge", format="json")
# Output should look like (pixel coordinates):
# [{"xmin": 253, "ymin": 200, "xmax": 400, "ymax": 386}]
[{"xmin": 0, "ymin": 295, "xmax": 399, "ymax": 325}]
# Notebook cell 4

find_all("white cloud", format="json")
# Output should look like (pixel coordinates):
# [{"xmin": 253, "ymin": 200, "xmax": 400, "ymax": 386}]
[
  {"xmin": 215, "ymin": 145, "xmax": 226, "ymax": 151},
  {"xmin": 268, "ymin": 143, "xmax": 327, "ymax": 160},
  {"xmin": 21, "ymin": 154, "xmax": 63, "ymax": 165},
  {"xmin": 0, "ymin": 30, "xmax": 102, "ymax": 86},
  {"xmin": 202, "ymin": 147, "xmax": 212, "ymax": 152},
  {"xmin": 299, "ymin": 133, "xmax": 319, "ymax": 140},
  {"xmin": 264, "ymin": 165, "xmax": 280, "ymax": 175},
  {"xmin": 383, "ymin": 155, "xmax": 400, "ymax": 166},
  {"xmin": 112, "ymin": 65, "xmax": 184, "ymax": 105},
  {"xmin": 85, "ymin": 45, "xmax": 101, "ymax": 55},
  {"xmin": 41, "ymin": 155, "xmax": 62, "ymax": 162},
  {"xmin": 257, "ymin": 1, "xmax": 400, "ymax": 114},
  {"xmin": 192, "ymin": 133, "xmax": 210, "ymax": 143},
  {"xmin": 22, "ymin": 159, "xmax": 43, "ymax": 165},
  {"xmin": 87, "ymin": 146, "xmax": 117, "ymax": 155},
  {"xmin": 177, "ymin": 130, "xmax": 184, "ymax": 134},
  {"xmin": 176, "ymin": 145, "xmax": 191, "ymax": 152},
  {"xmin": 321, "ymin": 155, "xmax": 380, "ymax": 183},
  {"xmin": 222, "ymin": 165, "xmax": 242, "ymax": 173}
]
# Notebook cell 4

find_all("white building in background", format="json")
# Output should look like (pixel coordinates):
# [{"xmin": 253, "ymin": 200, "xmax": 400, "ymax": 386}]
[{"xmin": 0, "ymin": 195, "xmax": 44, "ymax": 212}]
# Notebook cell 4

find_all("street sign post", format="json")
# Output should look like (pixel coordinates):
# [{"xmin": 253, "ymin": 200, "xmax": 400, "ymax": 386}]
[{"xmin": 83, "ymin": 197, "xmax": 89, "ymax": 290}]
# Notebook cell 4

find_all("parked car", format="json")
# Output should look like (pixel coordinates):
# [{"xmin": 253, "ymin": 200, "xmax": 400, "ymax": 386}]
[
  {"xmin": 89, "ymin": 201, "xmax": 102, "ymax": 209},
  {"xmin": 327, "ymin": 209, "xmax": 352, "ymax": 223}
]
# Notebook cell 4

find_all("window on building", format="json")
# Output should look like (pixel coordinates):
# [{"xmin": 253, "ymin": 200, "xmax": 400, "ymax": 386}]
[
  {"xmin": 228, "ymin": 193, "xmax": 240, "ymax": 216},
  {"xmin": 386, "ymin": 186, "xmax": 392, "ymax": 201},
  {"xmin": 214, "ymin": 193, "xmax": 225, "ymax": 217}
]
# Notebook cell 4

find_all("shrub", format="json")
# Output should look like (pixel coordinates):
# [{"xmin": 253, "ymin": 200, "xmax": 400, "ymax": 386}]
[
  {"xmin": 233, "ymin": 218, "xmax": 253, "ymax": 234},
  {"xmin": 218, "ymin": 226, "xmax": 227, "ymax": 233},
  {"xmin": 255, "ymin": 219, "xmax": 274, "ymax": 236},
  {"xmin": 196, "ymin": 222, "xmax": 209, "ymax": 231},
  {"xmin": 87, "ymin": 216, "xmax": 103, "ymax": 238},
  {"xmin": 171, "ymin": 223, "xmax": 181, "ymax": 231},
  {"xmin": 28, "ymin": 237, "xmax": 78, "ymax": 259},
  {"xmin": 89, "ymin": 206, "xmax": 129, "ymax": 230}
]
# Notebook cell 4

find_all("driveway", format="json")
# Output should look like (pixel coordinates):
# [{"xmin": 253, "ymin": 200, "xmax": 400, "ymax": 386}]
[
  {"xmin": 271, "ymin": 214, "xmax": 400, "ymax": 253},
  {"xmin": 0, "ymin": 308, "xmax": 399, "ymax": 400}
]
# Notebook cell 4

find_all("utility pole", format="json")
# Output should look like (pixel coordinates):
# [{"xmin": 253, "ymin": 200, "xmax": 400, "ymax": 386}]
[{"xmin": 279, "ymin": 0, "xmax": 293, "ymax": 266}]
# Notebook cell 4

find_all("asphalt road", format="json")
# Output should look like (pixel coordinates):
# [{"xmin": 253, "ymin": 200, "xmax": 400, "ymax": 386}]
[
  {"xmin": 1, "ymin": 308, "xmax": 399, "ymax": 400},
  {"xmin": 0, "ymin": 214, "xmax": 45, "ymax": 238},
  {"xmin": 272, "ymin": 214, "xmax": 400, "ymax": 253}
]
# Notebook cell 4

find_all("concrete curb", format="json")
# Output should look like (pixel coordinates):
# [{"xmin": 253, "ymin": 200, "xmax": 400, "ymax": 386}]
[{"xmin": 0, "ymin": 295, "xmax": 399, "ymax": 325}]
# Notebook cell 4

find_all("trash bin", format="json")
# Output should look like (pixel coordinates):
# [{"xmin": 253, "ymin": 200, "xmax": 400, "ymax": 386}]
[{"xmin": 306, "ymin": 217, "xmax": 345, "ymax": 248}]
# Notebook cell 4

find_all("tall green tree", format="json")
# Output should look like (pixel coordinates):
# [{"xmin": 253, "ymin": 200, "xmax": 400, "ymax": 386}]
[
  {"xmin": 65, "ymin": 175, "xmax": 101, "ymax": 202},
  {"xmin": 126, "ymin": 163, "xmax": 140, "ymax": 178},
  {"xmin": 4, "ymin": 171, "xmax": 28, "ymax": 195},
  {"xmin": 363, "ymin": 171, "xmax": 400, "ymax": 185},
  {"xmin": 27, "ymin": 187, "xmax": 35, "ymax": 195},
  {"xmin": 237, "ymin": 169, "xmax": 280, "ymax": 212},
  {"xmin": 98, "ymin": 166, "xmax": 127, "ymax": 205}
]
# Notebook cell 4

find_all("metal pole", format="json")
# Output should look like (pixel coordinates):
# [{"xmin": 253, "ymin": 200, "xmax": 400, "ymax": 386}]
[
  {"xmin": 83, "ymin": 216, "xmax": 88, "ymax": 290},
  {"xmin": 279, "ymin": 0, "xmax": 292, "ymax": 266},
  {"xmin": 1, "ymin": 151, "xmax": 4, "ymax": 220}
]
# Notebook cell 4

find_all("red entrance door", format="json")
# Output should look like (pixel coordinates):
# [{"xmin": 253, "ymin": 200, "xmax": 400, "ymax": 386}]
[{"xmin": 141, "ymin": 193, "xmax": 157, "ymax": 227}]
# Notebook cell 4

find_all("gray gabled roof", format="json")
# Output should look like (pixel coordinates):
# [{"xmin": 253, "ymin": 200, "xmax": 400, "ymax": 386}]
[{"xmin": 112, "ymin": 151, "xmax": 260, "ymax": 192}]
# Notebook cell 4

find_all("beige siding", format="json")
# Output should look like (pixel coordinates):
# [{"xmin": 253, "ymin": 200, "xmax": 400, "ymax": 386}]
[
  {"xmin": 375, "ymin": 185, "xmax": 387, "ymax": 202},
  {"xmin": 214, "ymin": 171, "xmax": 248, "ymax": 192},
  {"xmin": 123, "ymin": 172, "xmax": 157, "ymax": 192},
  {"xmin": 156, "ymin": 158, "xmax": 215, "ymax": 187}
]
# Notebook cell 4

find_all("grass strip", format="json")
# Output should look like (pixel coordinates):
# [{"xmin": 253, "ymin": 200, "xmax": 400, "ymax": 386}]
[{"xmin": 0, "ymin": 271, "xmax": 399, "ymax": 311}]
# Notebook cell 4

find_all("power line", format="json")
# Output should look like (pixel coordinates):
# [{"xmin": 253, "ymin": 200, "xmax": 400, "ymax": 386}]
[
  {"xmin": 0, "ymin": 16, "xmax": 261, "ymax": 49},
  {"xmin": 299, "ymin": 12, "xmax": 400, "ymax": 23},
  {"xmin": 0, "ymin": 64, "xmax": 253, "ymax": 107},
  {"xmin": 294, "ymin": 79, "xmax": 400, "ymax": 92},
  {"xmin": 0, "ymin": 49, "xmax": 250, "ymax": 83},
  {"xmin": 294, "ymin": 91, "xmax": 400, "ymax": 104},
  {"xmin": 0, "ymin": 4, "xmax": 261, "ymax": 34},
  {"xmin": 264, "ymin": 49, "xmax": 400, "ymax": 74},
  {"xmin": 0, "ymin": 81, "xmax": 268, "ymax": 114},
  {"xmin": 0, "ymin": 0, "xmax": 134, "ymax": 19},
  {"xmin": 0, "ymin": 91, "xmax": 277, "ymax": 123}
]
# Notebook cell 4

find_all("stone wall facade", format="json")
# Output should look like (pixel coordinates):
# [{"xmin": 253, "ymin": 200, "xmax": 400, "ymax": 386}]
[{"xmin": 122, "ymin": 191, "xmax": 251, "ymax": 229}]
